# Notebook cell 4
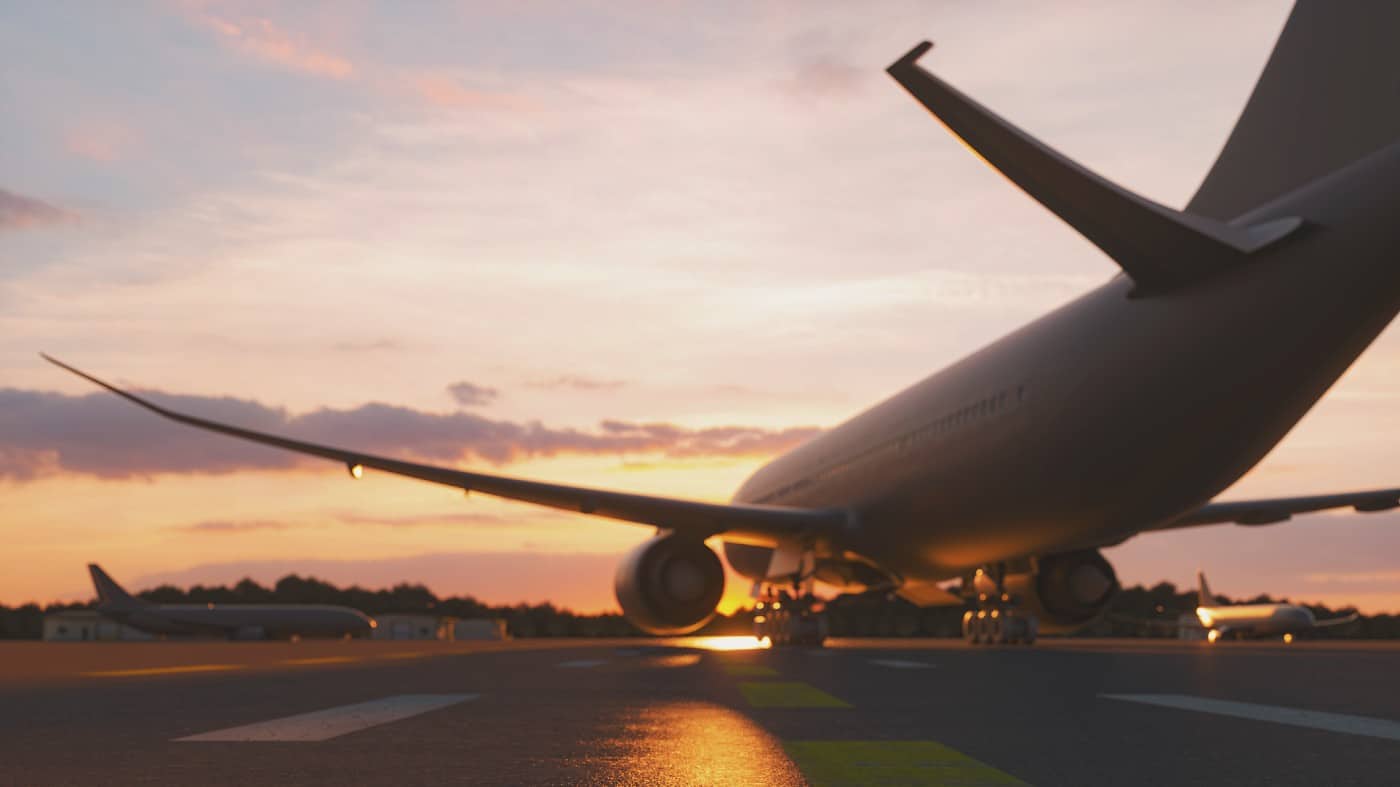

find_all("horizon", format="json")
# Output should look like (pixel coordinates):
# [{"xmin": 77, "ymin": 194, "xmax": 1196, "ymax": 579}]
[{"xmin": 5, "ymin": 1, "xmax": 1399, "ymax": 614}]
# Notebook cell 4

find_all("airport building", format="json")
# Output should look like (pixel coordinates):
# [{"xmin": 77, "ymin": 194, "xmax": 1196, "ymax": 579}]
[
  {"xmin": 371, "ymin": 614, "xmax": 508, "ymax": 641},
  {"xmin": 43, "ymin": 610, "xmax": 152, "ymax": 642}
]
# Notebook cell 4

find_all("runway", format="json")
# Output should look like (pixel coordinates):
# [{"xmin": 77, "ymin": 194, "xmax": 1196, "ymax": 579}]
[{"xmin": 2, "ymin": 638, "xmax": 1397, "ymax": 785}]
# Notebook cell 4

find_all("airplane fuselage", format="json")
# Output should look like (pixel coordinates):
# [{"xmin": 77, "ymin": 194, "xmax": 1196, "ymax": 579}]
[
  {"xmin": 1195, "ymin": 603, "xmax": 1315, "ymax": 637},
  {"xmin": 100, "ymin": 603, "xmax": 374, "ymax": 639},
  {"xmin": 731, "ymin": 140, "xmax": 1400, "ymax": 584}
]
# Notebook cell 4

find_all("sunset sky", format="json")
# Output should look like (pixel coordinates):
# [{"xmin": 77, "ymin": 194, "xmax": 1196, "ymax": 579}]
[{"xmin": 4, "ymin": 1, "xmax": 1398, "ymax": 614}]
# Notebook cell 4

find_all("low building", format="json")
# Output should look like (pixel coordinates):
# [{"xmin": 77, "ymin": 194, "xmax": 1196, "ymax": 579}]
[
  {"xmin": 43, "ymin": 610, "xmax": 152, "ymax": 642},
  {"xmin": 452, "ymin": 618, "xmax": 508, "ymax": 641},
  {"xmin": 370, "ymin": 615, "xmax": 510, "ymax": 640},
  {"xmin": 1177, "ymin": 612, "xmax": 1209, "ymax": 640},
  {"xmin": 372, "ymin": 614, "xmax": 450, "ymax": 640}
]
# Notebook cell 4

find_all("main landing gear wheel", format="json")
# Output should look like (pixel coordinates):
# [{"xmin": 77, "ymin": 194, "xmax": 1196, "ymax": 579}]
[
  {"xmin": 754, "ymin": 592, "xmax": 828, "ymax": 647},
  {"xmin": 963, "ymin": 609, "xmax": 1037, "ymax": 645}
]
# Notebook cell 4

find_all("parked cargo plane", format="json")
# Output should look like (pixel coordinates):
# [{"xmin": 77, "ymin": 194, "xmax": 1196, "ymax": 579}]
[
  {"xmin": 88, "ymin": 564, "xmax": 374, "ymax": 640},
  {"xmin": 47, "ymin": 4, "xmax": 1400, "ymax": 645},
  {"xmin": 1194, "ymin": 571, "xmax": 1358, "ymax": 643}
]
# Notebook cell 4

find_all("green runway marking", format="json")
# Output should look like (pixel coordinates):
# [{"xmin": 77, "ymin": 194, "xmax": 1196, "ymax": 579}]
[
  {"xmin": 783, "ymin": 741, "xmax": 1027, "ymax": 786},
  {"xmin": 739, "ymin": 681, "xmax": 850, "ymax": 708},
  {"xmin": 723, "ymin": 664, "xmax": 779, "ymax": 677}
]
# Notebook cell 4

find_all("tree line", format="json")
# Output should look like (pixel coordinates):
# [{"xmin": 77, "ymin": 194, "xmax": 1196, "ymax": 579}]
[{"xmin": 2, "ymin": 576, "xmax": 1397, "ymax": 639}]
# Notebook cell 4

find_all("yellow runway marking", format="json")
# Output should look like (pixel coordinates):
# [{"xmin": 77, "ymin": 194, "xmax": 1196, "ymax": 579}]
[
  {"xmin": 282, "ymin": 656, "xmax": 361, "ymax": 666},
  {"xmin": 784, "ymin": 741, "xmax": 1027, "ymax": 786},
  {"xmin": 739, "ymin": 681, "xmax": 850, "ymax": 708},
  {"xmin": 723, "ymin": 664, "xmax": 779, "ymax": 677},
  {"xmin": 378, "ymin": 651, "xmax": 429, "ymax": 660},
  {"xmin": 83, "ymin": 664, "xmax": 246, "ymax": 678}
]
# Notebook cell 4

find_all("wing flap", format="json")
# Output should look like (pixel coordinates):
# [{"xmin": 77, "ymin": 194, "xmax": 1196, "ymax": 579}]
[
  {"xmin": 43, "ymin": 355, "xmax": 847, "ymax": 545},
  {"xmin": 886, "ymin": 41, "xmax": 1301, "ymax": 295}
]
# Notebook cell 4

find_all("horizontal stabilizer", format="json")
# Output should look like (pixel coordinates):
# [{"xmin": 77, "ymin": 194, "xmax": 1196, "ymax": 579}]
[{"xmin": 886, "ymin": 42, "xmax": 1302, "ymax": 295}]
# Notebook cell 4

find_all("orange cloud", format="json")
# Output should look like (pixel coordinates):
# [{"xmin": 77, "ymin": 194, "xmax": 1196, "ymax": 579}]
[
  {"xmin": 410, "ymin": 73, "xmax": 528, "ymax": 111},
  {"xmin": 192, "ymin": 10, "xmax": 353, "ymax": 79}
]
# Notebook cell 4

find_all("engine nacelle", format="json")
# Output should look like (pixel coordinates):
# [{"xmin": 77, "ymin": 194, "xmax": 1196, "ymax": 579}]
[
  {"xmin": 1003, "ymin": 549, "xmax": 1118, "ymax": 633},
  {"xmin": 615, "ymin": 532, "xmax": 726, "ymax": 635}
]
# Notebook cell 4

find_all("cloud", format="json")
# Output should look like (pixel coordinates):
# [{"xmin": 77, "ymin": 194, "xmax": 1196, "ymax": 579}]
[
  {"xmin": 335, "ymin": 510, "xmax": 561, "ymax": 528},
  {"xmin": 190, "ymin": 10, "xmax": 353, "ymax": 79},
  {"xmin": 174, "ymin": 519, "xmax": 290, "ymax": 534},
  {"xmin": 331, "ymin": 338, "xmax": 406, "ymax": 352},
  {"xmin": 525, "ymin": 375, "xmax": 628, "ymax": 392},
  {"xmin": 0, "ymin": 386, "xmax": 820, "ymax": 481},
  {"xmin": 781, "ymin": 57, "xmax": 865, "ymax": 99},
  {"xmin": 62, "ymin": 120, "xmax": 137, "ymax": 163},
  {"xmin": 409, "ymin": 73, "xmax": 528, "ymax": 111},
  {"xmin": 0, "ymin": 189, "xmax": 75, "ymax": 231},
  {"xmin": 446, "ymin": 380, "xmax": 499, "ymax": 407}
]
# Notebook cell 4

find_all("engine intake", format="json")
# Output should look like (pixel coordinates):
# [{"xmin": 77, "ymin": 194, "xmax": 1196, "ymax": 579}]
[
  {"xmin": 615, "ymin": 533, "xmax": 725, "ymax": 635},
  {"xmin": 1003, "ymin": 549, "xmax": 1118, "ymax": 633}
]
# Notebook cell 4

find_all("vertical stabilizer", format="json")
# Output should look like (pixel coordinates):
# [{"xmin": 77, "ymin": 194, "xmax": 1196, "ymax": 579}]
[
  {"xmin": 1197, "ymin": 571, "xmax": 1221, "ymax": 608},
  {"xmin": 89, "ymin": 564, "xmax": 143, "ymax": 610}
]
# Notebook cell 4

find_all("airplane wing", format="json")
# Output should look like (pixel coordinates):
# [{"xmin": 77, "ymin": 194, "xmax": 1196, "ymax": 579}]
[
  {"xmin": 1157, "ymin": 488, "xmax": 1400, "ymax": 529},
  {"xmin": 42, "ymin": 355, "xmax": 849, "ymax": 546},
  {"xmin": 1313, "ymin": 612, "xmax": 1361, "ymax": 629}
]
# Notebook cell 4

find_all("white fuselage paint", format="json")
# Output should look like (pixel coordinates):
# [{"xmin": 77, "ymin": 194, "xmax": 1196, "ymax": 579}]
[{"xmin": 727, "ymin": 141, "xmax": 1400, "ymax": 586}]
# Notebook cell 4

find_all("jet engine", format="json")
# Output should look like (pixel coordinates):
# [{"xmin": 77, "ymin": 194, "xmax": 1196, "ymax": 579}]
[
  {"xmin": 1000, "ymin": 549, "xmax": 1118, "ymax": 633},
  {"xmin": 614, "ymin": 532, "xmax": 726, "ymax": 635}
]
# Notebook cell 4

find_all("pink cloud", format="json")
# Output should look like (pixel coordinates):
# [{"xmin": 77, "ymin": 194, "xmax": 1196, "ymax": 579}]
[
  {"xmin": 0, "ymin": 189, "xmax": 76, "ymax": 231},
  {"xmin": 62, "ymin": 120, "xmax": 137, "ymax": 163},
  {"xmin": 410, "ymin": 73, "xmax": 529, "ymax": 111},
  {"xmin": 191, "ymin": 9, "xmax": 353, "ymax": 79}
]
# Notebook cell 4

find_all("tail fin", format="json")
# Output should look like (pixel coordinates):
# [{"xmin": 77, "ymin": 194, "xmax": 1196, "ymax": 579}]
[
  {"xmin": 885, "ymin": 41, "xmax": 1301, "ymax": 296},
  {"xmin": 1189, "ymin": 2, "xmax": 1400, "ymax": 220},
  {"xmin": 89, "ymin": 564, "xmax": 143, "ymax": 610},
  {"xmin": 1197, "ymin": 571, "xmax": 1220, "ymax": 607}
]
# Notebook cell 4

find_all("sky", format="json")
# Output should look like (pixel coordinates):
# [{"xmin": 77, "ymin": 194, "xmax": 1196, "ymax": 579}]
[{"xmin": 3, "ymin": 1, "xmax": 1398, "ymax": 614}]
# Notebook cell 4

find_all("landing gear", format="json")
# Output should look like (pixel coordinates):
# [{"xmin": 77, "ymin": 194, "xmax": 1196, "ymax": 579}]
[
  {"xmin": 962, "ymin": 564, "xmax": 1038, "ymax": 646},
  {"xmin": 961, "ymin": 608, "xmax": 1037, "ymax": 645},
  {"xmin": 754, "ymin": 591, "xmax": 828, "ymax": 647}
]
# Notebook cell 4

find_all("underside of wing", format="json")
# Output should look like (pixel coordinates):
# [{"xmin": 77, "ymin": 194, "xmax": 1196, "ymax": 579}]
[
  {"xmin": 1159, "ymin": 488, "xmax": 1400, "ymax": 530},
  {"xmin": 1189, "ymin": 2, "xmax": 1400, "ymax": 220},
  {"xmin": 43, "ymin": 355, "xmax": 848, "ymax": 546}
]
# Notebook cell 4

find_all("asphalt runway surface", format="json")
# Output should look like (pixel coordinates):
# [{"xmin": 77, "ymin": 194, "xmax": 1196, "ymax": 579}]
[{"xmin": 2, "ymin": 638, "xmax": 1397, "ymax": 786}]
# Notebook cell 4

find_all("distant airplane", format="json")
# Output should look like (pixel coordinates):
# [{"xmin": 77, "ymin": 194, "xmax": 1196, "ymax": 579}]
[
  {"xmin": 47, "ymin": 3, "xmax": 1400, "ymax": 646},
  {"xmin": 1194, "ymin": 571, "xmax": 1358, "ymax": 644},
  {"xmin": 88, "ymin": 564, "xmax": 374, "ymax": 640}
]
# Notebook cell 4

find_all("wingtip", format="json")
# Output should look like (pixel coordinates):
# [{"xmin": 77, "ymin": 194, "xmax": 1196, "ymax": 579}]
[{"xmin": 888, "ymin": 40, "xmax": 934, "ymax": 74}]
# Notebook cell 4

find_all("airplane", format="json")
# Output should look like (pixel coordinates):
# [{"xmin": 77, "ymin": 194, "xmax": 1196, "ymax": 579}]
[
  {"xmin": 88, "ymin": 563, "xmax": 375, "ymax": 640},
  {"xmin": 45, "ymin": 3, "xmax": 1400, "ymax": 646},
  {"xmin": 1194, "ymin": 571, "xmax": 1359, "ymax": 644}
]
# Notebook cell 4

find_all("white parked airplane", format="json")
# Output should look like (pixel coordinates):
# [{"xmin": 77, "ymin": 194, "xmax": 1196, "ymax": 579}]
[
  {"xmin": 1194, "ymin": 571, "xmax": 1358, "ymax": 644},
  {"xmin": 46, "ymin": 4, "xmax": 1400, "ymax": 645}
]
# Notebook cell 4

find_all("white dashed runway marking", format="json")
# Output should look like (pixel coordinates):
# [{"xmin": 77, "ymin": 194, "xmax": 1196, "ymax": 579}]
[
  {"xmin": 869, "ymin": 659, "xmax": 934, "ymax": 669},
  {"xmin": 177, "ymin": 694, "xmax": 477, "ymax": 742},
  {"xmin": 1102, "ymin": 694, "xmax": 1400, "ymax": 742},
  {"xmin": 557, "ymin": 659, "xmax": 608, "ymax": 669}
]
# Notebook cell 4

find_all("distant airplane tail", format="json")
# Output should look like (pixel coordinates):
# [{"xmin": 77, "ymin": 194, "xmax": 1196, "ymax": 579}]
[
  {"xmin": 88, "ymin": 564, "xmax": 144, "ymax": 611},
  {"xmin": 1197, "ymin": 571, "xmax": 1221, "ymax": 608}
]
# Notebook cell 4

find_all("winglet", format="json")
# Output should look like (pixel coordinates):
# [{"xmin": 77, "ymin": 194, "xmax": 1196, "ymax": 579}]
[
  {"xmin": 89, "ymin": 563, "xmax": 143, "ymax": 610},
  {"xmin": 885, "ymin": 41, "xmax": 1303, "ymax": 295}
]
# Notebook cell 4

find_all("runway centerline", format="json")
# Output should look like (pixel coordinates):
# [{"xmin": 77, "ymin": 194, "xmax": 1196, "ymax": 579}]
[
  {"xmin": 177, "ymin": 694, "xmax": 478, "ymax": 742},
  {"xmin": 1102, "ymin": 694, "xmax": 1400, "ymax": 742}
]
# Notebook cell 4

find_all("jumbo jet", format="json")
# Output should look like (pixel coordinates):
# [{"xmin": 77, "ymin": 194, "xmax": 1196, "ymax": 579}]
[
  {"xmin": 46, "ymin": 3, "xmax": 1399, "ymax": 646},
  {"xmin": 1193, "ymin": 571, "xmax": 1359, "ymax": 644},
  {"xmin": 88, "ymin": 564, "xmax": 374, "ymax": 640}
]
